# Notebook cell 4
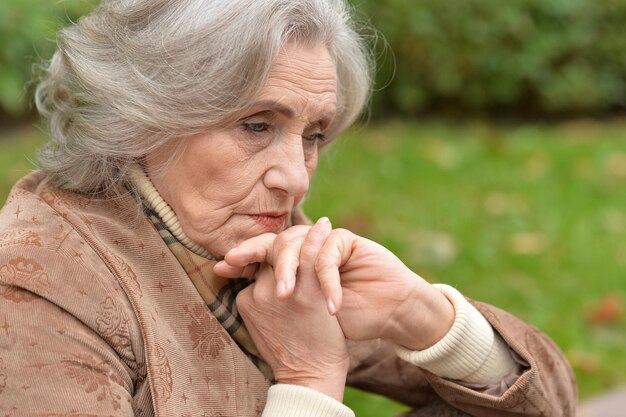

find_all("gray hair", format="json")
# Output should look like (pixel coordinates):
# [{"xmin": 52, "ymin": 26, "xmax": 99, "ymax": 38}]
[{"xmin": 35, "ymin": 0, "xmax": 373, "ymax": 194}]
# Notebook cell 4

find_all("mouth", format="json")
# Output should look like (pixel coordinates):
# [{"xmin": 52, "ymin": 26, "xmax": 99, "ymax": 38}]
[{"xmin": 248, "ymin": 212, "xmax": 289, "ymax": 232}]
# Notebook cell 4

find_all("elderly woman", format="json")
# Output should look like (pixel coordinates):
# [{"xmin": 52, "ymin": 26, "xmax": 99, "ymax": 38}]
[{"xmin": 0, "ymin": 0, "xmax": 575, "ymax": 416}]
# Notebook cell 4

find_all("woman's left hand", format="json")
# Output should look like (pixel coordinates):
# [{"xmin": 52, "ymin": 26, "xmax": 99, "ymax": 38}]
[
  {"xmin": 233, "ymin": 218, "xmax": 350, "ymax": 401},
  {"xmin": 215, "ymin": 221, "xmax": 455, "ymax": 350}
]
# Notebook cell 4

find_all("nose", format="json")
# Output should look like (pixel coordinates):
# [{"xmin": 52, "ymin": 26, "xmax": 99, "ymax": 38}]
[{"xmin": 263, "ymin": 137, "xmax": 311, "ymax": 201}]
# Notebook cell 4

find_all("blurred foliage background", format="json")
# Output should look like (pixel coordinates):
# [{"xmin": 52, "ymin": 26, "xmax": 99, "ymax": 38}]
[
  {"xmin": 359, "ymin": 0, "xmax": 626, "ymax": 117},
  {"xmin": 1, "ymin": 0, "xmax": 626, "ymax": 119},
  {"xmin": 0, "ymin": 0, "xmax": 96, "ymax": 117},
  {"xmin": 1, "ymin": 0, "xmax": 625, "ymax": 415}
]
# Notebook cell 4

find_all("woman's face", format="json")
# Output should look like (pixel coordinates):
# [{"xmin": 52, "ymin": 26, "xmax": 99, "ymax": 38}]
[{"xmin": 146, "ymin": 43, "xmax": 337, "ymax": 258}]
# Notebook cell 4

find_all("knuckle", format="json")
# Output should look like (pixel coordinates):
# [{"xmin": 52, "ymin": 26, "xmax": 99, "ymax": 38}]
[
  {"xmin": 276, "ymin": 247, "xmax": 299, "ymax": 266},
  {"xmin": 316, "ymin": 269, "xmax": 337, "ymax": 291},
  {"xmin": 301, "ymin": 227, "xmax": 327, "ymax": 252},
  {"xmin": 301, "ymin": 243, "xmax": 317, "ymax": 254},
  {"xmin": 300, "ymin": 243, "xmax": 318, "ymax": 261},
  {"xmin": 274, "ymin": 232, "xmax": 290, "ymax": 247},
  {"xmin": 318, "ymin": 247, "xmax": 336, "ymax": 261},
  {"xmin": 277, "ymin": 258, "xmax": 297, "ymax": 275},
  {"xmin": 333, "ymin": 228, "xmax": 353, "ymax": 238},
  {"xmin": 278, "ymin": 225, "xmax": 309, "ymax": 241},
  {"xmin": 318, "ymin": 278, "xmax": 335, "ymax": 293},
  {"xmin": 290, "ymin": 225, "xmax": 311, "ymax": 234},
  {"xmin": 235, "ymin": 288, "xmax": 252, "ymax": 309},
  {"xmin": 314, "ymin": 257, "xmax": 332, "ymax": 275},
  {"xmin": 253, "ymin": 245, "xmax": 266, "ymax": 260},
  {"xmin": 242, "ymin": 264, "xmax": 258, "ymax": 279}
]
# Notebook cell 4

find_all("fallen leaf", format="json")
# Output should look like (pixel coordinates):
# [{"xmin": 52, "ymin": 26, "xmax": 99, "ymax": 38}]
[
  {"xmin": 558, "ymin": 119, "xmax": 599, "ymax": 142},
  {"xmin": 614, "ymin": 244, "xmax": 626, "ymax": 267},
  {"xmin": 406, "ymin": 230, "xmax": 458, "ymax": 266},
  {"xmin": 484, "ymin": 192, "xmax": 509, "ymax": 217},
  {"xmin": 484, "ymin": 192, "xmax": 529, "ymax": 217},
  {"xmin": 565, "ymin": 348, "xmax": 601, "ymax": 373},
  {"xmin": 339, "ymin": 211, "xmax": 374, "ymax": 236},
  {"xmin": 572, "ymin": 156, "xmax": 593, "ymax": 180},
  {"xmin": 507, "ymin": 232, "xmax": 548, "ymax": 255},
  {"xmin": 602, "ymin": 209, "xmax": 626, "ymax": 234},
  {"xmin": 423, "ymin": 139, "xmax": 460, "ymax": 170},
  {"xmin": 523, "ymin": 152, "xmax": 550, "ymax": 179},
  {"xmin": 586, "ymin": 293, "xmax": 624, "ymax": 325},
  {"xmin": 604, "ymin": 153, "xmax": 626, "ymax": 179}
]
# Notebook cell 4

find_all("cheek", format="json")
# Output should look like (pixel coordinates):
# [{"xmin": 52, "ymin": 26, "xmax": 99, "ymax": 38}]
[
  {"xmin": 306, "ymin": 152, "xmax": 319, "ymax": 177},
  {"xmin": 218, "ymin": 158, "xmax": 270, "ymax": 198},
  {"xmin": 188, "ymin": 143, "xmax": 261, "ymax": 195},
  {"xmin": 209, "ymin": 172, "xmax": 259, "ymax": 200}
]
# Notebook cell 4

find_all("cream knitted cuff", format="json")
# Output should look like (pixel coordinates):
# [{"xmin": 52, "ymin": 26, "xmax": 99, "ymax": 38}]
[
  {"xmin": 262, "ymin": 385, "xmax": 354, "ymax": 417},
  {"xmin": 394, "ymin": 284, "xmax": 516, "ymax": 384}
]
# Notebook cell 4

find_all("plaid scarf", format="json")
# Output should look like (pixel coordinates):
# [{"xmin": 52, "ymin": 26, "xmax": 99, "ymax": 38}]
[{"xmin": 129, "ymin": 165, "xmax": 273, "ymax": 380}]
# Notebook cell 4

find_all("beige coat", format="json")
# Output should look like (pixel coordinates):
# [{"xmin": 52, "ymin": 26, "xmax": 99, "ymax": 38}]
[{"xmin": 0, "ymin": 172, "xmax": 576, "ymax": 416}]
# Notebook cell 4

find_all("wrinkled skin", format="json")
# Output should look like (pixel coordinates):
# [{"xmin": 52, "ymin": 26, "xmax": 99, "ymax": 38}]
[
  {"xmin": 146, "ymin": 43, "xmax": 336, "ymax": 258},
  {"xmin": 215, "ymin": 221, "xmax": 455, "ymax": 351},
  {"xmin": 148, "ymin": 42, "xmax": 454, "ymax": 400},
  {"xmin": 235, "ymin": 219, "xmax": 350, "ymax": 401}
]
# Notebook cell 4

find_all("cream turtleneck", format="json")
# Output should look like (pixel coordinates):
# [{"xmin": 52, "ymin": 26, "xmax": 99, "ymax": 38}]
[{"xmin": 128, "ymin": 163, "xmax": 215, "ymax": 259}]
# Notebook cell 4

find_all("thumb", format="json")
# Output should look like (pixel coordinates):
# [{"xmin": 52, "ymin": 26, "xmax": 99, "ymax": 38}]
[{"xmin": 214, "ymin": 261, "xmax": 259, "ymax": 280}]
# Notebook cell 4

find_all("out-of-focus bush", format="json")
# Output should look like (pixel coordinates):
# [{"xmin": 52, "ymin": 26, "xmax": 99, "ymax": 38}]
[
  {"xmin": 355, "ymin": 0, "xmax": 626, "ymax": 116},
  {"xmin": 0, "ymin": 0, "xmax": 95, "ymax": 117},
  {"xmin": 2, "ymin": 0, "xmax": 626, "ymax": 118}
]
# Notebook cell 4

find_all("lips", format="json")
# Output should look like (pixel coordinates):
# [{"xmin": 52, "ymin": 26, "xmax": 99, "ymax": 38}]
[{"xmin": 248, "ymin": 212, "xmax": 288, "ymax": 232}]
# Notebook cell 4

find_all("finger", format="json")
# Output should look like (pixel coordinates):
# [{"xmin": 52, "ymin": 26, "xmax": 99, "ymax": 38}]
[
  {"xmin": 316, "ymin": 228, "xmax": 355, "ymax": 315},
  {"xmin": 299, "ymin": 217, "xmax": 332, "ymax": 270},
  {"xmin": 213, "ymin": 260, "xmax": 246, "ymax": 278},
  {"xmin": 250, "ymin": 263, "xmax": 276, "ymax": 296},
  {"xmin": 296, "ymin": 217, "xmax": 332, "ymax": 300},
  {"xmin": 265, "ymin": 225, "xmax": 310, "ymax": 299},
  {"xmin": 241, "ymin": 263, "xmax": 260, "ymax": 280},
  {"xmin": 224, "ymin": 225, "xmax": 311, "ymax": 268},
  {"xmin": 273, "ymin": 233, "xmax": 305, "ymax": 299},
  {"xmin": 214, "ymin": 260, "xmax": 259, "ymax": 279},
  {"xmin": 223, "ymin": 233, "xmax": 277, "ymax": 267}
]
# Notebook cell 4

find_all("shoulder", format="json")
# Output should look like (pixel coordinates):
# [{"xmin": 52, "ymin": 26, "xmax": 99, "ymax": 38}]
[
  {"xmin": 0, "ymin": 172, "xmax": 148, "ymax": 371},
  {"xmin": 1, "ymin": 171, "xmax": 136, "ymax": 294}
]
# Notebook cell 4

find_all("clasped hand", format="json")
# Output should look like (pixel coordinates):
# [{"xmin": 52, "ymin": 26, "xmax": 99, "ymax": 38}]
[{"xmin": 213, "ymin": 218, "xmax": 454, "ymax": 400}]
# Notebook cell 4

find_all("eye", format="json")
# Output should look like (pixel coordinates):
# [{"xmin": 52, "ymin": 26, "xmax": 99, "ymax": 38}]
[
  {"xmin": 244, "ymin": 122, "xmax": 271, "ymax": 133},
  {"xmin": 304, "ymin": 133, "xmax": 327, "ymax": 143}
]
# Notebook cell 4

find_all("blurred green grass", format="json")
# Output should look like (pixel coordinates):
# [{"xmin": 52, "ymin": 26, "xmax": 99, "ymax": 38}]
[{"xmin": 1, "ymin": 120, "xmax": 625, "ymax": 415}]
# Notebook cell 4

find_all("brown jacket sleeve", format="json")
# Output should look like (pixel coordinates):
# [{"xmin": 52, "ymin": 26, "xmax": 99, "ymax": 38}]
[
  {"xmin": 0, "ymin": 245, "xmax": 139, "ymax": 416},
  {"xmin": 346, "ymin": 300, "xmax": 577, "ymax": 417}
]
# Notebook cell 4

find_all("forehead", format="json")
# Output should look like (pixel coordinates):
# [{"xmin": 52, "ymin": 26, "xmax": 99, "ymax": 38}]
[{"xmin": 255, "ymin": 43, "xmax": 337, "ymax": 119}]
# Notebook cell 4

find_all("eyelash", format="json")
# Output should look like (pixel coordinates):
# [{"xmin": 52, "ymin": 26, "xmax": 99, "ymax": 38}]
[
  {"xmin": 307, "ymin": 133, "xmax": 327, "ymax": 143},
  {"xmin": 244, "ymin": 122, "xmax": 271, "ymax": 133},
  {"xmin": 243, "ymin": 122, "xmax": 327, "ymax": 143}
]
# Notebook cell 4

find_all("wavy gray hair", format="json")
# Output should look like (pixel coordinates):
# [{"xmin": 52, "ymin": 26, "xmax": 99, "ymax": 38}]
[{"xmin": 35, "ymin": 0, "xmax": 373, "ymax": 194}]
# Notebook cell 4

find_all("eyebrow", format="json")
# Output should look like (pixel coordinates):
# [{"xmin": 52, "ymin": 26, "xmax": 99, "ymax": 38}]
[
  {"xmin": 249, "ymin": 100, "xmax": 294, "ymax": 118},
  {"xmin": 245, "ymin": 99, "xmax": 336, "ymax": 127}
]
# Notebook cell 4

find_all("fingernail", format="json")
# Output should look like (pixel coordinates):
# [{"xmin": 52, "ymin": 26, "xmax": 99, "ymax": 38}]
[
  {"xmin": 327, "ymin": 298, "xmax": 336, "ymax": 315},
  {"xmin": 228, "ymin": 248, "xmax": 238, "ymax": 256},
  {"xmin": 215, "ymin": 260, "xmax": 225, "ymax": 268},
  {"xmin": 318, "ymin": 217, "xmax": 330, "ymax": 225},
  {"xmin": 277, "ymin": 281, "xmax": 287, "ymax": 297}
]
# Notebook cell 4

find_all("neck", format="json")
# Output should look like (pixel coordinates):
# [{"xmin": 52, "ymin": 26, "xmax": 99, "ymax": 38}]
[{"xmin": 128, "ymin": 163, "xmax": 215, "ymax": 260}]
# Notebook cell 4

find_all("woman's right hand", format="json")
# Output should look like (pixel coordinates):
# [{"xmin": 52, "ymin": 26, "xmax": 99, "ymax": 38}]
[
  {"xmin": 217, "ymin": 220, "xmax": 455, "ymax": 351},
  {"xmin": 234, "ymin": 218, "xmax": 350, "ymax": 401}
]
